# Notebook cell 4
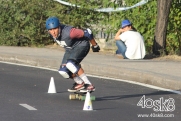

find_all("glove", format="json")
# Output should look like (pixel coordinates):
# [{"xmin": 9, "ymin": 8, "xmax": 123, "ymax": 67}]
[
  {"xmin": 91, "ymin": 44, "xmax": 100, "ymax": 52},
  {"xmin": 84, "ymin": 28, "xmax": 93, "ymax": 40}
]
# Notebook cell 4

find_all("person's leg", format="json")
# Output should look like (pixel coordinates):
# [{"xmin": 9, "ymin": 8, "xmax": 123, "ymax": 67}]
[
  {"xmin": 116, "ymin": 40, "xmax": 128, "ymax": 59},
  {"xmin": 66, "ymin": 42, "xmax": 95, "ymax": 91},
  {"xmin": 59, "ymin": 50, "xmax": 84, "ymax": 92},
  {"xmin": 77, "ymin": 68, "xmax": 95, "ymax": 92}
]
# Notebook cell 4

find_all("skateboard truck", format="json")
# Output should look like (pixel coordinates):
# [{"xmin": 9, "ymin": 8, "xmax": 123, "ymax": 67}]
[{"xmin": 69, "ymin": 90, "xmax": 95, "ymax": 101}]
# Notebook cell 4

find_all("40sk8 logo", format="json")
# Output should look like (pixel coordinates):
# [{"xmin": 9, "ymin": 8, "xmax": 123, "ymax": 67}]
[{"xmin": 137, "ymin": 95, "xmax": 175, "ymax": 112}]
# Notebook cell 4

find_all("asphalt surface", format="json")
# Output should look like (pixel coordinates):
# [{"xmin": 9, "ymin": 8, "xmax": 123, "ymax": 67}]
[
  {"xmin": 0, "ymin": 63, "xmax": 181, "ymax": 121},
  {"xmin": 0, "ymin": 46, "xmax": 181, "ymax": 91}
]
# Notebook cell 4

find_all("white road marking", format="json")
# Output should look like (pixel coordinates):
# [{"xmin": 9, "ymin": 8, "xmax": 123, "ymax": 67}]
[
  {"xmin": 1, "ymin": 61, "xmax": 181, "ymax": 95},
  {"xmin": 87, "ymin": 74, "xmax": 181, "ymax": 95},
  {"xmin": 19, "ymin": 104, "xmax": 37, "ymax": 110}
]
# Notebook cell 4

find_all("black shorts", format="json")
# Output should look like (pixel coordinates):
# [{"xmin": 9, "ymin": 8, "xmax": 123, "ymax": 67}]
[{"xmin": 61, "ymin": 43, "xmax": 90, "ymax": 64}]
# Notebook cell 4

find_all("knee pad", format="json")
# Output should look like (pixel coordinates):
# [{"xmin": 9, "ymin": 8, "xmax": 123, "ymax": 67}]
[
  {"xmin": 58, "ymin": 66, "xmax": 72, "ymax": 79},
  {"xmin": 66, "ymin": 60, "xmax": 81, "ymax": 74}
]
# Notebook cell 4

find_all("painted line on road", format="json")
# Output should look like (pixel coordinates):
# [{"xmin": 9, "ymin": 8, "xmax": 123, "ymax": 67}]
[
  {"xmin": 19, "ymin": 104, "xmax": 37, "ymax": 110},
  {"xmin": 1, "ymin": 61, "xmax": 181, "ymax": 95},
  {"xmin": 87, "ymin": 74, "xmax": 181, "ymax": 95},
  {"xmin": 0, "ymin": 61, "xmax": 56, "ymax": 71}
]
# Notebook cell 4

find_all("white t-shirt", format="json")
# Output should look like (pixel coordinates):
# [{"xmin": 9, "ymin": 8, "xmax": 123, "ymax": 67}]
[{"xmin": 119, "ymin": 30, "xmax": 146, "ymax": 59}]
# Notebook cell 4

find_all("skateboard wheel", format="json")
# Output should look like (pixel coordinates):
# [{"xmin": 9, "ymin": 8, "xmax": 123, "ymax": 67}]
[
  {"xmin": 69, "ymin": 94, "xmax": 76, "ymax": 100},
  {"xmin": 80, "ymin": 96, "xmax": 86, "ymax": 101},
  {"xmin": 75, "ymin": 94, "xmax": 79, "ymax": 99},
  {"xmin": 79, "ymin": 96, "xmax": 96, "ymax": 101},
  {"xmin": 91, "ymin": 96, "xmax": 96, "ymax": 101}
]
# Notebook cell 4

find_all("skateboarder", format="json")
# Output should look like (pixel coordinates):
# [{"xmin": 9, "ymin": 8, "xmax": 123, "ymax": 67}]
[{"xmin": 45, "ymin": 17, "xmax": 100, "ymax": 92}]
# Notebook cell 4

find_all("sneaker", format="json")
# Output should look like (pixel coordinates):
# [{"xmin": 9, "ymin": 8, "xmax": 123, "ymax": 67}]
[
  {"xmin": 80, "ymin": 84, "xmax": 95, "ymax": 92},
  {"xmin": 68, "ymin": 83, "xmax": 85, "ymax": 92}
]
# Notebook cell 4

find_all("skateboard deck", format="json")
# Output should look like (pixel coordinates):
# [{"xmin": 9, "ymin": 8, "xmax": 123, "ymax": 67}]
[{"xmin": 69, "ymin": 91, "xmax": 96, "ymax": 101}]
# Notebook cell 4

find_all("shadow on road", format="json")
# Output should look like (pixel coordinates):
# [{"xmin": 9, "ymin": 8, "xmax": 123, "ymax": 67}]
[{"xmin": 95, "ymin": 90, "xmax": 176, "ymax": 101}]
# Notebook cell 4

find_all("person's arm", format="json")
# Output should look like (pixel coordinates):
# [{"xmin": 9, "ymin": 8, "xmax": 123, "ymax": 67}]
[
  {"xmin": 70, "ymin": 28, "xmax": 100, "ymax": 52},
  {"xmin": 69, "ymin": 28, "xmax": 84, "ymax": 39},
  {"xmin": 114, "ymin": 28, "xmax": 123, "ymax": 41}
]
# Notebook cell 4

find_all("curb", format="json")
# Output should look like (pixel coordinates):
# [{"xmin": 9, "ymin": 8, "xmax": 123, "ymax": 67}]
[{"xmin": 0, "ymin": 54, "xmax": 181, "ymax": 90}]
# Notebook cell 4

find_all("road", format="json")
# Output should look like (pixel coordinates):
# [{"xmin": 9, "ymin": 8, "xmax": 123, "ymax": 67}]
[{"xmin": 0, "ymin": 62, "xmax": 181, "ymax": 121}]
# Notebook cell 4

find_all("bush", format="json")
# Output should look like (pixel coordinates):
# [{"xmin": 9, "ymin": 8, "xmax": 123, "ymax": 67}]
[
  {"xmin": 0, "ymin": 0, "xmax": 53, "ymax": 46},
  {"xmin": 0, "ymin": 0, "xmax": 180, "ymax": 55}
]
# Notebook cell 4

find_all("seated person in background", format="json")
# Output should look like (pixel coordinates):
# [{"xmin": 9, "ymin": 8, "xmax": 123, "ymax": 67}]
[{"xmin": 114, "ymin": 19, "xmax": 146, "ymax": 59}]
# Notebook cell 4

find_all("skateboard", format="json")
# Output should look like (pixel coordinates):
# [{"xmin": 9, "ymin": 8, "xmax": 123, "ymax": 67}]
[{"xmin": 69, "ymin": 91, "xmax": 96, "ymax": 101}]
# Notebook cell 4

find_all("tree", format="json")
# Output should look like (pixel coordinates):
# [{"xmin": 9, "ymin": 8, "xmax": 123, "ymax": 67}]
[{"xmin": 153, "ymin": 0, "xmax": 173, "ymax": 55}]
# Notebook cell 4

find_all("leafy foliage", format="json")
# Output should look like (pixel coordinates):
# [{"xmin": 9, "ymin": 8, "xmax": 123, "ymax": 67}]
[
  {"xmin": 167, "ymin": 0, "xmax": 181, "ymax": 55},
  {"xmin": 0, "ymin": 0, "xmax": 53, "ymax": 46},
  {"xmin": 0, "ymin": 0, "xmax": 180, "ymax": 55}
]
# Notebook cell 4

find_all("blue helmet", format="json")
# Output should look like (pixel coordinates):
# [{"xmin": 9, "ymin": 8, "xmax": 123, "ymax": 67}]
[
  {"xmin": 46, "ymin": 17, "xmax": 60, "ymax": 30},
  {"xmin": 121, "ymin": 19, "xmax": 131, "ymax": 28}
]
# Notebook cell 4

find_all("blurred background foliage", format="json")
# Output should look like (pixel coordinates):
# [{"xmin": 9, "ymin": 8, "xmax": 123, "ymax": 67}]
[{"xmin": 0, "ymin": 0, "xmax": 180, "ymax": 55}]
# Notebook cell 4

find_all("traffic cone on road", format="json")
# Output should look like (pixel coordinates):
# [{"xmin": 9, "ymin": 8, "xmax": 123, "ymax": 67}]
[
  {"xmin": 48, "ymin": 77, "xmax": 57, "ymax": 93},
  {"xmin": 83, "ymin": 91, "xmax": 93, "ymax": 111}
]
